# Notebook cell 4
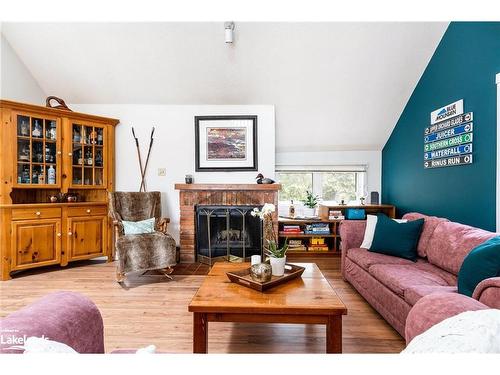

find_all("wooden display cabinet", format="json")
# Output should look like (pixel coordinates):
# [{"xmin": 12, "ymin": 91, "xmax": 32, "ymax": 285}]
[{"xmin": 0, "ymin": 99, "xmax": 119, "ymax": 280}]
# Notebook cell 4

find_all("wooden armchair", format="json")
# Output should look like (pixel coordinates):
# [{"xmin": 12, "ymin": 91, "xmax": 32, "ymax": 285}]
[{"xmin": 108, "ymin": 191, "xmax": 176, "ymax": 282}]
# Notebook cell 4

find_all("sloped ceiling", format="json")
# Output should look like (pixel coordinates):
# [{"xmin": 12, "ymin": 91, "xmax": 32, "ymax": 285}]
[{"xmin": 1, "ymin": 22, "xmax": 448, "ymax": 151}]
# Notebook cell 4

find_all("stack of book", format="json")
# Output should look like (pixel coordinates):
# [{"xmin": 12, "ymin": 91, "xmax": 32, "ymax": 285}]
[
  {"xmin": 308, "ymin": 242, "xmax": 329, "ymax": 252},
  {"xmin": 287, "ymin": 239, "xmax": 307, "ymax": 252},
  {"xmin": 281, "ymin": 225, "xmax": 304, "ymax": 235},
  {"xmin": 328, "ymin": 210, "xmax": 345, "ymax": 220},
  {"xmin": 304, "ymin": 223, "xmax": 330, "ymax": 235}
]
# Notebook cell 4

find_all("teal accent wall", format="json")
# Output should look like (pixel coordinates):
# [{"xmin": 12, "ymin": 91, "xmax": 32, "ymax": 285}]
[{"xmin": 382, "ymin": 22, "xmax": 500, "ymax": 231}]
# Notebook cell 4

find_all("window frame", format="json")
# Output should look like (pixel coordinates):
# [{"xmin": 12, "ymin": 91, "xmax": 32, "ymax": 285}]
[{"xmin": 275, "ymin": 167, "xmax": 367, "ymax": 204}]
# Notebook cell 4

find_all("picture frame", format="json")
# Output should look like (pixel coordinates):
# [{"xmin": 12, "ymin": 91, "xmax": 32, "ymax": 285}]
[{"xmin": 195, "ymin": 115, "xmax": 258, "ymax": 172}]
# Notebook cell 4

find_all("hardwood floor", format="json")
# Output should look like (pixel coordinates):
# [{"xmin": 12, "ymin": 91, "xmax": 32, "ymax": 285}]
[{"xmin": 0, "ymin": 257, "xmax": 405, "ymax": 353}]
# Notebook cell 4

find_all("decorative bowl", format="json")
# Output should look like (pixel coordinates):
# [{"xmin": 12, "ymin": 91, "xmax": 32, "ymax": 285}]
[{"xmin": 249, "ymin": 263, "xmax": 272, "ymax": 283}]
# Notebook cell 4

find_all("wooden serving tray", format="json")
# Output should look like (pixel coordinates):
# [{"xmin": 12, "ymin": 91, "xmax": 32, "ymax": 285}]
[{"xmin": 226, "ymin": 263, "xmax": 305, "ymax": 292}]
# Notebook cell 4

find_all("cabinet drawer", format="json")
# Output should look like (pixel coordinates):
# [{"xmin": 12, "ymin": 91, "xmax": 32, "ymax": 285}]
[
  {"xmin": 67, "ymin": 205, "xmax": 107, "ymax": 217},
  {"xmin": 12, "ymin": 207, "xmax": 61, "ymax": 220}
]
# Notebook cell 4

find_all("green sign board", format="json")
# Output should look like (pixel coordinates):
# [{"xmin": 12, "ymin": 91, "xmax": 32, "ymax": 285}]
[{"xmin": 424, "ymin": 133, "xmax": 473, "ymax": 152}]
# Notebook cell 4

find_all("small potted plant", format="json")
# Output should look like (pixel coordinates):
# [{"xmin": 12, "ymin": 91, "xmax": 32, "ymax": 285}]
[
  {"xmin": 266, "ymin": 238, "xmax": 289, "ymax": 276},
  {"xmin": 303, "ymin": 190, "xmax": 319, "ymax": 217}
]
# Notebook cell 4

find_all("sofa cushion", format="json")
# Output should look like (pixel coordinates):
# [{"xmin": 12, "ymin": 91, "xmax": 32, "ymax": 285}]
[
  {"xmin": 404, "ymin": 285, "xmax": 457, "ymax": 306},
  {"xmin": 368, "ymin": 263, "xmax": 450, "ymax": 297},
  {"xmin": 403, "ymin": 213, "xmax": 449, "ymax": 258},
  {"xmin": 426, "ymin": 221, "xmax": 497, "ymax": 275},
  {"xmin": 347, "ymin": 248, "xmax": 414, "ymax": 270},
  {"xmin": 458, "ymin": 236, "xmax": 500, "ymax": 297},
  {"xmin": 370, "ymin": 214, "xmax": 424, "ymax": 261}
]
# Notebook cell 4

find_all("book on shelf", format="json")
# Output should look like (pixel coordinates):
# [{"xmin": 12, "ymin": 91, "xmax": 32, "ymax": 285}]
[
  {"xmin": 287, "ymin": 246, "xmax": 307, "ymax": 252},
  {"xmin": 308, "ymin": 245, "xmax": 329, "ymax": 252},
  {"xmin": 329, "ymin": 216, "xmax": 345, "ymax": 220},
  {"xmin": 280, "ymin": 231, "xmax": 304, "ymax": 235}
]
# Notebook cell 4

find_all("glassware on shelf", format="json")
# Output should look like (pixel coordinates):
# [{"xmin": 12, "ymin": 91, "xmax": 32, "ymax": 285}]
[
  {"xmin": 73, "ymin": 125, "xmax": 81, "ymax": 143},
  {"xmin": 84, "ymin": 126, "xmax": 92, "ymax": 144},
  {"xmin": 19, "ymin": 116, "xmax": 30, "ymax": 137},
  {"xmin": 95, "ymin": 150, "xmax": 103, "ymax": 167},
  {"xmin": 38, "ymin": 167, "xmax": 45, "ymax": 184},
  {"xmin": 96, "ymin": 128, "xmax": 103, "ymax": 145},
  {"xmin": 33, "ymin": 142, "xmax": 44, "ymax": 163},
  {"xmin": 76, "ymin": 148, "xmax": 83, "ymax": 165},
  {"xmin": 49, "ymin": 121, "xmax": 57, "ymax": 140},
  {"xmin": 32, "ymin": 169, "xmax": 39, "ymax": 184},
  {"xmin": 32, "ymin": 119, "xmax": 43, "ymax": 138},
  {"xmin": 18, "ymin": 141, "xmax": 30, "ymax": 162},
  {"xmin": 47, "ymin": 165, "xmax": 56, "ymax": 184},
  {"xmin": 19, "ymin": 165, "xmax": 30, "ymax": 184},
  {"xmin": 85, "ymin": 148, "xmax": 93, "ymax": 165}
]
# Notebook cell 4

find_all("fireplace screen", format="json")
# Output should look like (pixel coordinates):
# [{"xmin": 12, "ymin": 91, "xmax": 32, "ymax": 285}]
[{"xmin": 196, "ymin": 205, "xmax": 263, "ymax": 265}]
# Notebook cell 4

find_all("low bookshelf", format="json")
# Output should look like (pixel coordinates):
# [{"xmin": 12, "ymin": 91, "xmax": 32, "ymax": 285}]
[{"xmin": 278, "ymin": 217, "xmax": 341, "ymax": 257}]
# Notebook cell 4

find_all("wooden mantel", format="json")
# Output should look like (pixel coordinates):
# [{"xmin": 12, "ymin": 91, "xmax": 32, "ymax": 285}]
[{"xmin": 175, "ymin": 183, "xmax": 281, "ymax": 191}]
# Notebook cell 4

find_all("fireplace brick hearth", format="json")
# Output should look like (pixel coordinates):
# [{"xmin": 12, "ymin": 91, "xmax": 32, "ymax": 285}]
[{"xmin": 174, "ymin": 184, "xmax": 281, "ymax": 262}]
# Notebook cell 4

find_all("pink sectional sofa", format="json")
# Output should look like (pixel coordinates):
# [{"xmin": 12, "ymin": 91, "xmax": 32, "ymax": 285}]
[{"xmin": 339, "ymin": 212, "xmax": 500, "ymax": 339}]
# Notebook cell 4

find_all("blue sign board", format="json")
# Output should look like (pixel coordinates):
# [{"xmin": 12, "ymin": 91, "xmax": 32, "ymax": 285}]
[
  {"xmin": 424, "ymin": 123, "xmax": 473, "ymax": 143},
  {"xmin": 424, "ymin": 143, "xmax": 472, "ymax": 160},
  {"xmin": 424, "ymin": 112, "xmax": 473, "ymax": 135}
]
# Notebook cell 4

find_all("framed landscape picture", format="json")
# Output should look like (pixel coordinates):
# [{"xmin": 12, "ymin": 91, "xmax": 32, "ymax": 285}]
[{"xmin": 195, "ymin": 115, "xmax": 258, "ymax": 171}]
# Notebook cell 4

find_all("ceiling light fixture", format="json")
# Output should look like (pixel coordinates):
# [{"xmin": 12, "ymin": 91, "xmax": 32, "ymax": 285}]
[{"xmin": 224, "ymin": 22, "xmax": 235, "ymax": 44}]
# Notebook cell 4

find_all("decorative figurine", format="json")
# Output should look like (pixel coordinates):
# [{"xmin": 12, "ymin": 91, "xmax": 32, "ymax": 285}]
[
  {"xmin": 185, "ymin": 174, "xmax": 193, "ymax": 184},
  {"xmin": 249, "ymin": 263, "xmax": 272, "ymax": 283},
  {"xmin": 255, "ymin": 173, "xmax": 275, "ymax": 184},
  {"xmin": 289, "ymin": 200, "xmax": 296, "ymax": 219}
]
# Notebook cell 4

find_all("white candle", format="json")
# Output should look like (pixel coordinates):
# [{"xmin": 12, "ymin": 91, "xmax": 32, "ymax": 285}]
[{"xmin": 251, "ymin": 255, "xmax": 261, "ymax": 265}]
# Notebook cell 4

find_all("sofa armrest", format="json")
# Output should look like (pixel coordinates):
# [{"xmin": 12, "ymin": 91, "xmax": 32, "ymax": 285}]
[
  {"xmin": 405, "ymin": 292, "xmax": 488, "ymax": 345},
  {"xmin": 472, "ymin": 277, "xmax": 500, "ymax": 308},
  {"xmin": 339, "ymin": 220, "xmax": 366, "ymax": 279},
  {"xmin": 0, "ymin": 291, "xmax": 104, "ymax": 354}
]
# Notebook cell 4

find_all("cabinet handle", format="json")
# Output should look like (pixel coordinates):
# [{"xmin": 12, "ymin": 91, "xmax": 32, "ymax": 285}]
[
  {"xmin": 86, "ymin": 209, "xmax": 91, "ymax": 213},
  {"xmin": 57, "ymin": 233, "xmax": 62, "ymax": 237},
  {"xmin": 35, "ymin": 211, "xmax": 41, "ymax": 216},
  {"xmin": 68, "ymin": 232, "xmax": 73, "ymax": 236},
  {"xmin": 68, "ymin": 152, "xmax": 72, "ymax": 156},
  {"xmin": 57, "ymin": 151, "xmax": 62, "ymax": 155}
]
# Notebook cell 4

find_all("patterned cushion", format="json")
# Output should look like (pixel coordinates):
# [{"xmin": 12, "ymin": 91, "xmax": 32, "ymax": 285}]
[{"xmin": 122, "ymin": 218, "xmax": 155, "ymax": 235}]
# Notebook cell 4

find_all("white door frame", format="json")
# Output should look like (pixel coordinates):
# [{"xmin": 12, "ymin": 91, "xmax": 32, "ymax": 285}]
[{"xmin": 496, "ymin": 73, "xmax": 500, "ymax": 231}]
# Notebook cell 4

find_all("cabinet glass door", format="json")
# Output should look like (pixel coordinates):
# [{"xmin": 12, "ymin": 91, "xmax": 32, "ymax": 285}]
[
  {"xmin": 15, "ymin": 113, "xmax": 60, "ymax": 187},
  {"xmin": 71, "ymin": 123, "xmax": 106, "ymax": 187}
]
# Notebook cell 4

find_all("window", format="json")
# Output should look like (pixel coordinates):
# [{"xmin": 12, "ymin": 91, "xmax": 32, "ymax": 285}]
[{"xmin": 276, "ymin": 168, "xmax": 366, "ymax": 204}]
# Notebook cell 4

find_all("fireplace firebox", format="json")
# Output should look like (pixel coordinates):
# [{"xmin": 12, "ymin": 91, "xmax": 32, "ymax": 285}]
[{"xmin": 195, "ymin": 205, "xmax": 263, "ymax": 265}]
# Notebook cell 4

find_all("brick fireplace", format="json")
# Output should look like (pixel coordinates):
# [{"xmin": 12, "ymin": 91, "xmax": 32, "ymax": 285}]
[{"xmin": 174, "ymin": 184, "xmax": 281, "ymax": 263}]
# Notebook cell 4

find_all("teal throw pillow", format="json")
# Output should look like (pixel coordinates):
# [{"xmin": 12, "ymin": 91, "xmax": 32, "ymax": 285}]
[
  {"xmin": 458, "ymin": 236, "xmax": 500, "ymax": 297},
  {"xmin": 122, "ymin": 217, "xmax": 155, "ymax": 235},
  {"xmin": 369, "ymin": 214, "xmax": 424, "ymax": 262}
]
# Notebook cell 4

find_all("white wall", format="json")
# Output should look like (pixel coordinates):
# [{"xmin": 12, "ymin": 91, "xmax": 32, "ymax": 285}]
[
  {"xmin": 276, "ymin": 150, "xmax": 382, "ymax": 196},
  {"xmin": 0, "ymin": 33, "xmax": 46, "ymax": 103},
  {"xmin": 70, "ymin": 104, "xmax": 275, "ymax": 242}
]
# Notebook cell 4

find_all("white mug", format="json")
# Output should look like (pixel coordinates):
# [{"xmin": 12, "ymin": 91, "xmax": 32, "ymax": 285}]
[{"xmin": 251, "ymin": 255, "xmax": 262, "ymax": 265}]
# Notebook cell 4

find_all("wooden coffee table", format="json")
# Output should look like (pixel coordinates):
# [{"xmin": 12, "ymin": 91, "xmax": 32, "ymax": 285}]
[{"xmin": 188, "ymin": 262, "xmax": 347, "ymax": 353}]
